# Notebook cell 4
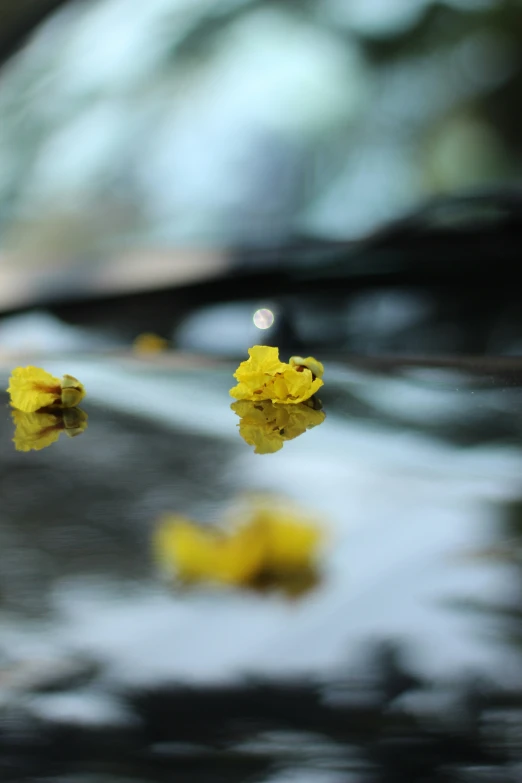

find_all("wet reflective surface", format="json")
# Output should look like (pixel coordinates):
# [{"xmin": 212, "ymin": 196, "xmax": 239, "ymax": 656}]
[{"xmin": 1, "ymin": 353, "xmax": 522, "ymax": 782}]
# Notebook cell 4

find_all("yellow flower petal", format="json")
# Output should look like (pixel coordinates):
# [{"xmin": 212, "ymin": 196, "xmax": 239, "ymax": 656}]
[
  {"xmin": 230, "ymin": 346, "xmax": 324, "ymax": 404},
  {"xmin": 231, "ymin": 399, "xmax": 325, "ymax": 454},
  {"xmin": 281, "ymin": 366, "xmax": 323, "ymax": 404},
  {"xmin": 258, "ymin": 512, "xmax": 322, "ymax": 572},
  {"xmin": 7, "ymin": 367, "xmax": 86, "ymax": 412},
  {"xmin": 154, "ymin": 515, "xmax": 265, "ymax": 585},
  {"xmin": 7, "ymin": 366, "xmax": 62, "ymax": 412},
  {"xmin": 60, "ymin": 375, "xmax": 86, "ymax": 407},
  {"xmin": 153, "ymin": 499, "xmax": 324, "ymax": 596},
  {"xmin": 11, "ymin": 407, "xmax": 88, "ymax": 451},
  {"xmin": 281, "ymin": 401, "xmax": 325, "ymax": 440},
  {"xmin": 272, "ymin": 375, "xmax": 289, "ymax": 400},
  {"xmin": 62, "ymin": 407, "xmax": 89, "ymax": 438},
  {"xmin": 231, "ymin": 400, "xmax": 287, "ymax": 454},
  {"xmin": 289, "ymin": 356, "xmax": 324, "ymax": 379},
  {"xmin": 11, "ymin": 410, "xmax": 62, "ymax": 451},
  {"xmin": 236, "ymin": 345, "xmax": 286, "ymax": 376}
]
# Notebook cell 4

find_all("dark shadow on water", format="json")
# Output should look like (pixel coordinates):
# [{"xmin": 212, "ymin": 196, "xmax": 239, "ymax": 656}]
[{"xmin": 1, "ymin": 642, "xmax": 521, "ymax": 782}]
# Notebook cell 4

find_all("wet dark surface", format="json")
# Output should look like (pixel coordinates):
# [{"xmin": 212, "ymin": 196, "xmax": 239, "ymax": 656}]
[{"xmin": 1, "ymin": 354, "xmax": 522, "ymax": 782}]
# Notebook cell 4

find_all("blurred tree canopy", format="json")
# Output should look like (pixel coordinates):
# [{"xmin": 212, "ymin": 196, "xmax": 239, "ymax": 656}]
[{"xmin": 0, "ymin": 0, "xmax": 521, "ymax": 263}]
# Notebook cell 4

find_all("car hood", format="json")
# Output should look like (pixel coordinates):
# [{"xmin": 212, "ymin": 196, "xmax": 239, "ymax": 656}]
[{"xmin": 1, "ymin": 351, "xmax": 522, "ymax": 778}]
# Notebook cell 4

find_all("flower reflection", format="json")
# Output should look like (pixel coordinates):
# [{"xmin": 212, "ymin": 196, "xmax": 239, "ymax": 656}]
[
  {"xmin": 154, "ymin": 498, "xmax": 324, "ymax": 597},
  {"xmin": 231, "ymin": 397, "xmax": 325, "ymax": 454},
  {"xmin": 230, "ymin": 345, "xmax": 324, "ymax": 405},
  {"xmin": 12, "ymin": 407, "xmax": 88, "ymax": 452},
  {"xmin": 7, "ymin": 366, "xmax": 85, "ymax": 412}
]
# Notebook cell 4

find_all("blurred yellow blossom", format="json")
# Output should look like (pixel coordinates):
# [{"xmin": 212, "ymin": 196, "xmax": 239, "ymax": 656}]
[
  {"xmin": 153, "ymin": 499, "xmax": 324, "ymax": 596},
  {"xmin": 230, "ymin": 346, "xmax": 323, "ymax": 405},
  {"xmin": 133, "ymin": 332, "xmax": 170, "ymax": 353},
  {"xmin": 155, "ymin": 515, "xmax": 265, "ymax": 585},
  {"xmin": 7, "ymin": 366, "xmax": 85, "ymax": 412},
  {"xmin": 12, "ymin": 407, "xmax": 88, "ymax": 452},
  {"xmin": 231, "ymin": 398, "xmax": 325, "ymax": 454}
]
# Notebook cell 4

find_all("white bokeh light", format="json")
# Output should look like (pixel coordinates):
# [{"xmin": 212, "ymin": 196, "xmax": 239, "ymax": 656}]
[{"xmin": 253, "ymin": 308, "xmax": 275, "ymax": 329}]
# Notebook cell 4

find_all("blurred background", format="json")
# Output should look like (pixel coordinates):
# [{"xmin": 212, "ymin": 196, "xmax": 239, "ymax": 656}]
[
  {"xmin": 2, "ymin": 0, "xmax": 522, "ymax": 251},
  {"xmin": 1, "ymin": 0, "xmax": 522, "ymax": 358}
]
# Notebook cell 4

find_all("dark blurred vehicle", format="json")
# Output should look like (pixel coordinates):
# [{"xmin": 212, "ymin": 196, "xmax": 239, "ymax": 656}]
[
  {"xmin": 2, "ymin": 327, "xmax": 522, "ymax": 782},
  {"xmin": 1, "ymin": 188, "xmax": 521, "ymax": 359}
]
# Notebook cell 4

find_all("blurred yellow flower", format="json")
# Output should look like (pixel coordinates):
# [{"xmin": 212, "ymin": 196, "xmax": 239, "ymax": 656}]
[
  {"xmin": 7, "ymin": 366, "xmax": 86, "ymax": 412},
  {"xmin": 133, "ymin": 332, "xmax": 170, "ymax": 353},
  {"xmin": 230, "ymin": 346, "xmax": 323, "ymax": 405},
  {"xmin": 155, "ymin": 515, "xmax": 265, "ymax": 585},
  {"xmin": 153, "ymin": 499, "xmax": 324, "ymax": 596},
  {"xmin": 12, "ymin": 407, "xmax": 88, "ymax": 452},
  {"xmin": 252, "ymin": 504, "xmax": 322, "ymax": 573},
  {"xmin": 231, "ymin": 398, "xmax": 325, "ymax": 454}
]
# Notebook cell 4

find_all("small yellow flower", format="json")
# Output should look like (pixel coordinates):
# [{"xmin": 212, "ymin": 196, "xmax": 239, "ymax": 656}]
[
  {"xmin": 12, "ymin": 407, "xmax": 88, "ymax": 452},
  {"xmin": 153, "ymin": 499, "xmax": 324, "ymax": 596},
  {"xmin": 7, "ymin": 366, "xmax": 86, "ymax": 412},
  {"xmin": 229, "ymin": 346, "xmax": 324, "ymax": 405},
  {"xmin": 133, "ymin": 332, "xmax": 170, "ymax": 353},
  {"xmin": 231, "ymin": 399, "xmax": 325, "ymax": 454}
]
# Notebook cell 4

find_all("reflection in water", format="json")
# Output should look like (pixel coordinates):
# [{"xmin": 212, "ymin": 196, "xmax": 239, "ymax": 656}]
[
  {"xmin": 2, "ymin": 361, "xmax": 522, "ymax": 779},
  {"xmin": 11, "ymin": 406, "xmax": 88, "ymax": 451},
  {"xmin": 154, "ymin": 497, "xmax": 323, "ymax": 597},
  {"xmin": 448, "ymin": 498, "xmax": 522, "ymax": 656},
  {"xmin": 230, "ymin": 345, "xmax": 324, "ymax": 404},
  {"xmin": 231, "ymin": 397, "xmax": 325, "ymax": 453},
  {"xmin": 7, "ymin": 365, "xmax": 86, "ymax": 411},
  {"xmin": 2, "ymin": 640, "xmax": 521, "ymax": 782}
]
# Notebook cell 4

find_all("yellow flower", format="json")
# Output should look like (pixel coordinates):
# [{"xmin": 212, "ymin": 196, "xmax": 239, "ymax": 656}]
[
  {"xmin": 153, "ymin": 499, "xmax": 324, "ymax": 596},
  {"xmin": 289, "ymin": 355, "xmax": 324, "ymax": 379},
  {"xmin": 60, "ymin": 374, "xmax": 86, "ymax": 408},
  {"xmin": 7, "ymin": 366, "xmax": 86, "ymax": 412},
  {"xmin": 12, "ymin": 407, "xmax": 88, "ymax": 452},
  {"xmin": 154, "ymin": 515, "xmax": 265, "ymax": 585},
  {"xmin": 231, "ymin": 399, "xmax": 325, "ymax": 454},
  {"xmin": 254, "ymin": 506, "xmax": 322, "ymax": 573},
  {"xmin": 229, "ymin": 346, "xmax": 324, "ymax": 405},
  {"xmin": 133, "ymin": 332, "xmax": 170, "ymax": 353}
]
